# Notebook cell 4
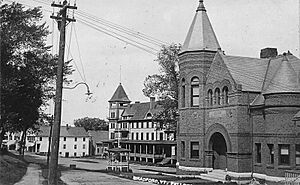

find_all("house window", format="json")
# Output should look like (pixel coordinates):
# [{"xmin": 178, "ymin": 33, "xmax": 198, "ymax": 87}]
[
  {"xmin": 190, "ymin": 142, "xmax": 199, "ymax": 159},
  {"xmin": 83, "ymin": 137, "xmax": 85, "ymax": 142},
  {"xmin": 63, "ymin": 144, "xmax": 66, "ymax": 149},
  {"xmin": 74, "ymin": 152, "xmax": 77, "ymax": 157},
  {"xmin": 141, "ymin": 122, "xmax": 143, "ymax": 128},
  {"xmin": 27, "ymin": 136, "xmax": 35, "ymax": 142},
  {"xmin": 279, "ymin": 144, "xmax": 290, "ymax": 165},
  {"xmin": 40, "ymin": 137, "xmax": 42, "ymax": 141},
  {"xmin": 223, "ymin": 86, "xmax": 229, "ymax": 104},
  {"xmin": 110, "ymin": 133, "xmax": 115, "ymax": 139},
  {"xmin": 136, "ymin": 133, "xmax": 139, "ymax": 140},
  {"xmin": 146, "ymin": 122, "xmax": 149, "ymax": 128},
  {"xmin": 215, "ymin": 88, "xmax": 221, "ymax": 105},
  {"xmin": 255, "ymin": 143, "xmax": 261, "ymax": 163},
  {"xmin": 151, "ymin": 133, "xmax": 154, "ymax": 140},
  {"xmin": 267, "ymin": 144, "xmax": 274, "ymax": 164},
  {"xmin": 146, "ymin": 133, "xmax": 149, "ymax": 140},
  {"xmin": 83, "ymin": 152, "xmax": 85, "ymax": 156},
  {"xmin": 191, "ymin": 77, "xmax": 200, "ymax": 107},
  {"xmin": 83, "ymin": 144, "xmax": 86, "ymax": 149},
  {"xmin": 75, "ymin": 137, "xmax": 77, "ymax": 142},
  {"xmin": 141, "ymin": 133, "xmax": 143, "ymax": 140},
  {"xmin": 64, "ymin": 137, "xmax": 66, "ymax": 141},
  {"xmin": 296, "ymin": 145, "xmax": 300, "ymax": 166},
  {"xmin": 131, "ymin": 133, "xmax": 134, "ymax": 140},
  {"xmin": 181, "ymin": 78, "xmax": 186, "ymax": 108},
  {"xmin": 111, "ymin": 112, "xmax": 116, "ymax": 118},
  {"xmin": 208, "ymin": 89, "xmax": 213, "ymax": 106},
  {"xmin": 159, "ymin": 133, "xmax": 163, "ymax": 140},
  {"xmin": 181, "ymin": 141, "xmax": 185, "ymax": 158},
  {"xmin": 74, "ymin": 145, "xmax": 77, "ymax": 149}
]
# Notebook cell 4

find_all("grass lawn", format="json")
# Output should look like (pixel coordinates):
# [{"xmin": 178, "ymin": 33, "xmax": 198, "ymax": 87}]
[{"xmin": 0, "ymin": 151, "xmax": 28, "ymax": 185}]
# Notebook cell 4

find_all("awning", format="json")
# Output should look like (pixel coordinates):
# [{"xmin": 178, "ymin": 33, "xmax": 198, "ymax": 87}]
[
  {"xmin": 25, "ymin": 142, "xmax": 35, "ymax": 147},
  {"xmin": 6, "ymin": 140, "xmax": 17, "ymax": 145}
]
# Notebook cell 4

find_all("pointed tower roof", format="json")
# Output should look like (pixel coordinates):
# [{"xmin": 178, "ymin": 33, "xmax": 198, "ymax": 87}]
[
  {"xmin": 181, "ymin": 0, "xmax": 221, "ymax": 53},
  {"xmin": 109, "ymin": 83, "xmax": 131, "ymax": 102},
  {"xmin": 264, "ymin": 54, "xmax": 300, "ymax": 94}
]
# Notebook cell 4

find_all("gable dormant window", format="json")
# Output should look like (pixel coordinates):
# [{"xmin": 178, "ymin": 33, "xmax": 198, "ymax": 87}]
[
  {"xmin": 191, "ymin": 77, "xmax": 200, "ymax": 107},
  {"xmin": 279, "ymin": 144, "xmax": 290, "ymax": 165},
  {"xmin": 208, "ymin": 89, "xmax": 213, "ymax": 106},
  {"xmin": 181, "ymin": 78, "xmax": 186, "ymax": 107},
  {"xmin": 222, "ymin": 86, "xmax": 229, "ymax": 104},
  {"xmin": 215, "ymin": 88, "xmax": 221, "ymax": 105}
]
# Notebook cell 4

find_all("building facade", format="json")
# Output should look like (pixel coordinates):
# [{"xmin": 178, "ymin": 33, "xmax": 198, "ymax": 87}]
[
  {"xmin": 177, "ymin": 0, "xmax": 300, "ymax": 178},
  {"xmin": 107, "ymin": 83, "xmax": 176, "ymax": 164},
  {"xmin": 36, "ymin": 125, "xmax": 90, "ymax": 157}
]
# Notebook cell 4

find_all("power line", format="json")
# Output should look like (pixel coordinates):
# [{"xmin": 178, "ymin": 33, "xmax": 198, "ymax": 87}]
[
  {"xmin": 73, "ymin": 24, "xmax": 87, "ymax": 82},
  {"xmin": 77, "ymin": 18, "xmax": 158, "ymax": 55}
]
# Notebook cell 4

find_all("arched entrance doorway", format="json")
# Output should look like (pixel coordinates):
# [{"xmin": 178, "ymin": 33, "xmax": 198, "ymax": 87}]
[{"xmin": 209, "ymin": 132, "xmax": 227, "ymax": 170}]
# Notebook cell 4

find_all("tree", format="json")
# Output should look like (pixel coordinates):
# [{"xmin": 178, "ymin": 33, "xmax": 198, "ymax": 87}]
[
  {"xmin": 0, "ymin": 2, "xmax": 73, "ymax": 152},
  {"xmin": 74, "ymin": 117, "xmax": 108, "ymax": 131},
  {"xmin": 142, "ymin": 44, "xmax": 181, "ymax": 131}
]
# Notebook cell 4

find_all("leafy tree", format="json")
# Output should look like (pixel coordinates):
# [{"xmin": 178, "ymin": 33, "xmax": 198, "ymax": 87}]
[
  {"xmin": 142, "ymin": 44, "xmax": 181, "ymax": 131},
  {"xmin": 74, "ymin": 117, "xmax": 108, "ymax": 131},
  {"xmin": 0, "ymin": 2, "xmax": 73, "ymax": 153}
]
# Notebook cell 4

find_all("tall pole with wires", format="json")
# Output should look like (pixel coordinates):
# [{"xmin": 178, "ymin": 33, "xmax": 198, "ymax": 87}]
[{"xmin": 49, "ymin": 1, "xmax": 76, "ymax": 184}]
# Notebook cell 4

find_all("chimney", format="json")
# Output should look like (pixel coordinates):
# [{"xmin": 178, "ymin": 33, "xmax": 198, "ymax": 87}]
[
  {"xmin": 260, "ymin": 48, "xmax": 278, "ymax": 59},
  {"xmin": 150, "ymin": 97, "xmax": 155, "ymax": 110}
]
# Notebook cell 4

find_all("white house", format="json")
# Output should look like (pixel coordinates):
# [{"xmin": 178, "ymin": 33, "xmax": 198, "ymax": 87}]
[{"xmin": 36, "ymin": 125, "xmax": 90, "ymax": 157}]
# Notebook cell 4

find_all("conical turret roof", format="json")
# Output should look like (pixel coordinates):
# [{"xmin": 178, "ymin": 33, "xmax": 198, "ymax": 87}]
[
  {"xmin": 181, "ymin": 0, "xmax": 221, "ymax": 53},
  {"xmin": 264, "ymin": 54, "xmax": 300, "ymax": 94},
  {"xmin": 109, "ymin": 83, "xmax": 131, "ymax": 102}
]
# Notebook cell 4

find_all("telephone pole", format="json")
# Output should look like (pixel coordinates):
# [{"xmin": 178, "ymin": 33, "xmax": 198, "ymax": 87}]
[{"xmin": 49, "ymin": 1, "xmax": 76, "ymax": 185}]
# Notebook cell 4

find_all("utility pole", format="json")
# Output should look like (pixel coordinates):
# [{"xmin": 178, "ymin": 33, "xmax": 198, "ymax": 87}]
[{"xmin": 49, "ymin": 1, "xmax": 76, "ymax": 185}]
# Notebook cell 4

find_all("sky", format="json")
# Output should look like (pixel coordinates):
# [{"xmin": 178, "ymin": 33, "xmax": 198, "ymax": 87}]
[{"xmin": 5, "ymin": 0, "xmax": 299, "ymax": 125}]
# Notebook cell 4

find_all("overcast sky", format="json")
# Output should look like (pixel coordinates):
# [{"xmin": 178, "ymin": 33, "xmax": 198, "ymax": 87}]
[{"xmin": 6, "ymin": 0, "xmax": 299, "ymax": 125}]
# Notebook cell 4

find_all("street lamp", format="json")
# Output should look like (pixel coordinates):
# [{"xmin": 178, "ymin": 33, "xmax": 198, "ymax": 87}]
[
  {"xmin": 63, "ymin": 82, "xmax": 93, "ymax": 96},
  {"xmin": 48, "ymin": 81, "xmax": 92, "ymax": 181}
]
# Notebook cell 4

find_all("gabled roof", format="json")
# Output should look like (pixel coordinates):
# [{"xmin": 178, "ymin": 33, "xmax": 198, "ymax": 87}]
[
  {"xmin": 109, "ymin": 83, "xmax": 130, "ymax": 102},
  {"xmin": 88, "ymin": 130, "xmax": 108, "ymax": 144},
  {"xmin": 219, "ymin": 53, "xmax": 300, "ymax": 93},
  {"xmin": 263, "ymin": 55, "xmax": 300, "ymax": 94},
  {"xmin": 181, "ymin": 0, "xmax": 221, "ymax": 53},
  {"xmin": 121, "ymin": 101, "xmax": 163, "ymax": 121},
  {"xmin": 37, "ymin": 126, "xmax": 88, "ymax": 137}
]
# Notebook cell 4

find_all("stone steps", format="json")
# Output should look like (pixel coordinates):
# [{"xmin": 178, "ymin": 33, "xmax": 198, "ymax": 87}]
[{"xmin": 200, "ymin": 169, "xmax": 227, "ymax": 182}]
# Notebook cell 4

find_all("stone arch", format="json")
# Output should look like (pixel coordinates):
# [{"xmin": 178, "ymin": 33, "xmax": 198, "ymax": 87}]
[
  {"xmin": 205, "ymin": 123, "xmax": 232, "ymax": 152},
  {"xmin": 186, "ymin": 70, "xmax": 205, "ymax": 85},
  {"xmin": 221, "ymin": 79, "xmax": 232, "ymax": 92},
  {"xmin": 205, "ymin": 123, "xmax": 232, "ymax": 170}
]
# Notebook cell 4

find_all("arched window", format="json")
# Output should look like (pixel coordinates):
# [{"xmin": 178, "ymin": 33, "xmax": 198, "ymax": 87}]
[
  {"xmin": 191, "ymin": 77, "xmax": 200, "ymax": 107},
  {"xmin": 181, "ymin": 79, "xmax": 186, "ymax": 107},
  {"xmin": 215, "ymin": 88, "xmax": 220, "ymax": 105},
  {"xmin": 223, "ymin": 86, "xmax": 229, "ymax": 105},
  {"xmin": 208, "ymin": 89, "xmax": 213, "ymax": 106},
  {"xmin": 146, "ymin": 113, "xmax": 152, "ymax": 119}
]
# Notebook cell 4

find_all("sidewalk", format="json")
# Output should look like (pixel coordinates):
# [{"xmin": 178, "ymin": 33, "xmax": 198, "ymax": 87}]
[{"xmin": 14, "ymin": 163, "xmax": 44, "ymax": 185}]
